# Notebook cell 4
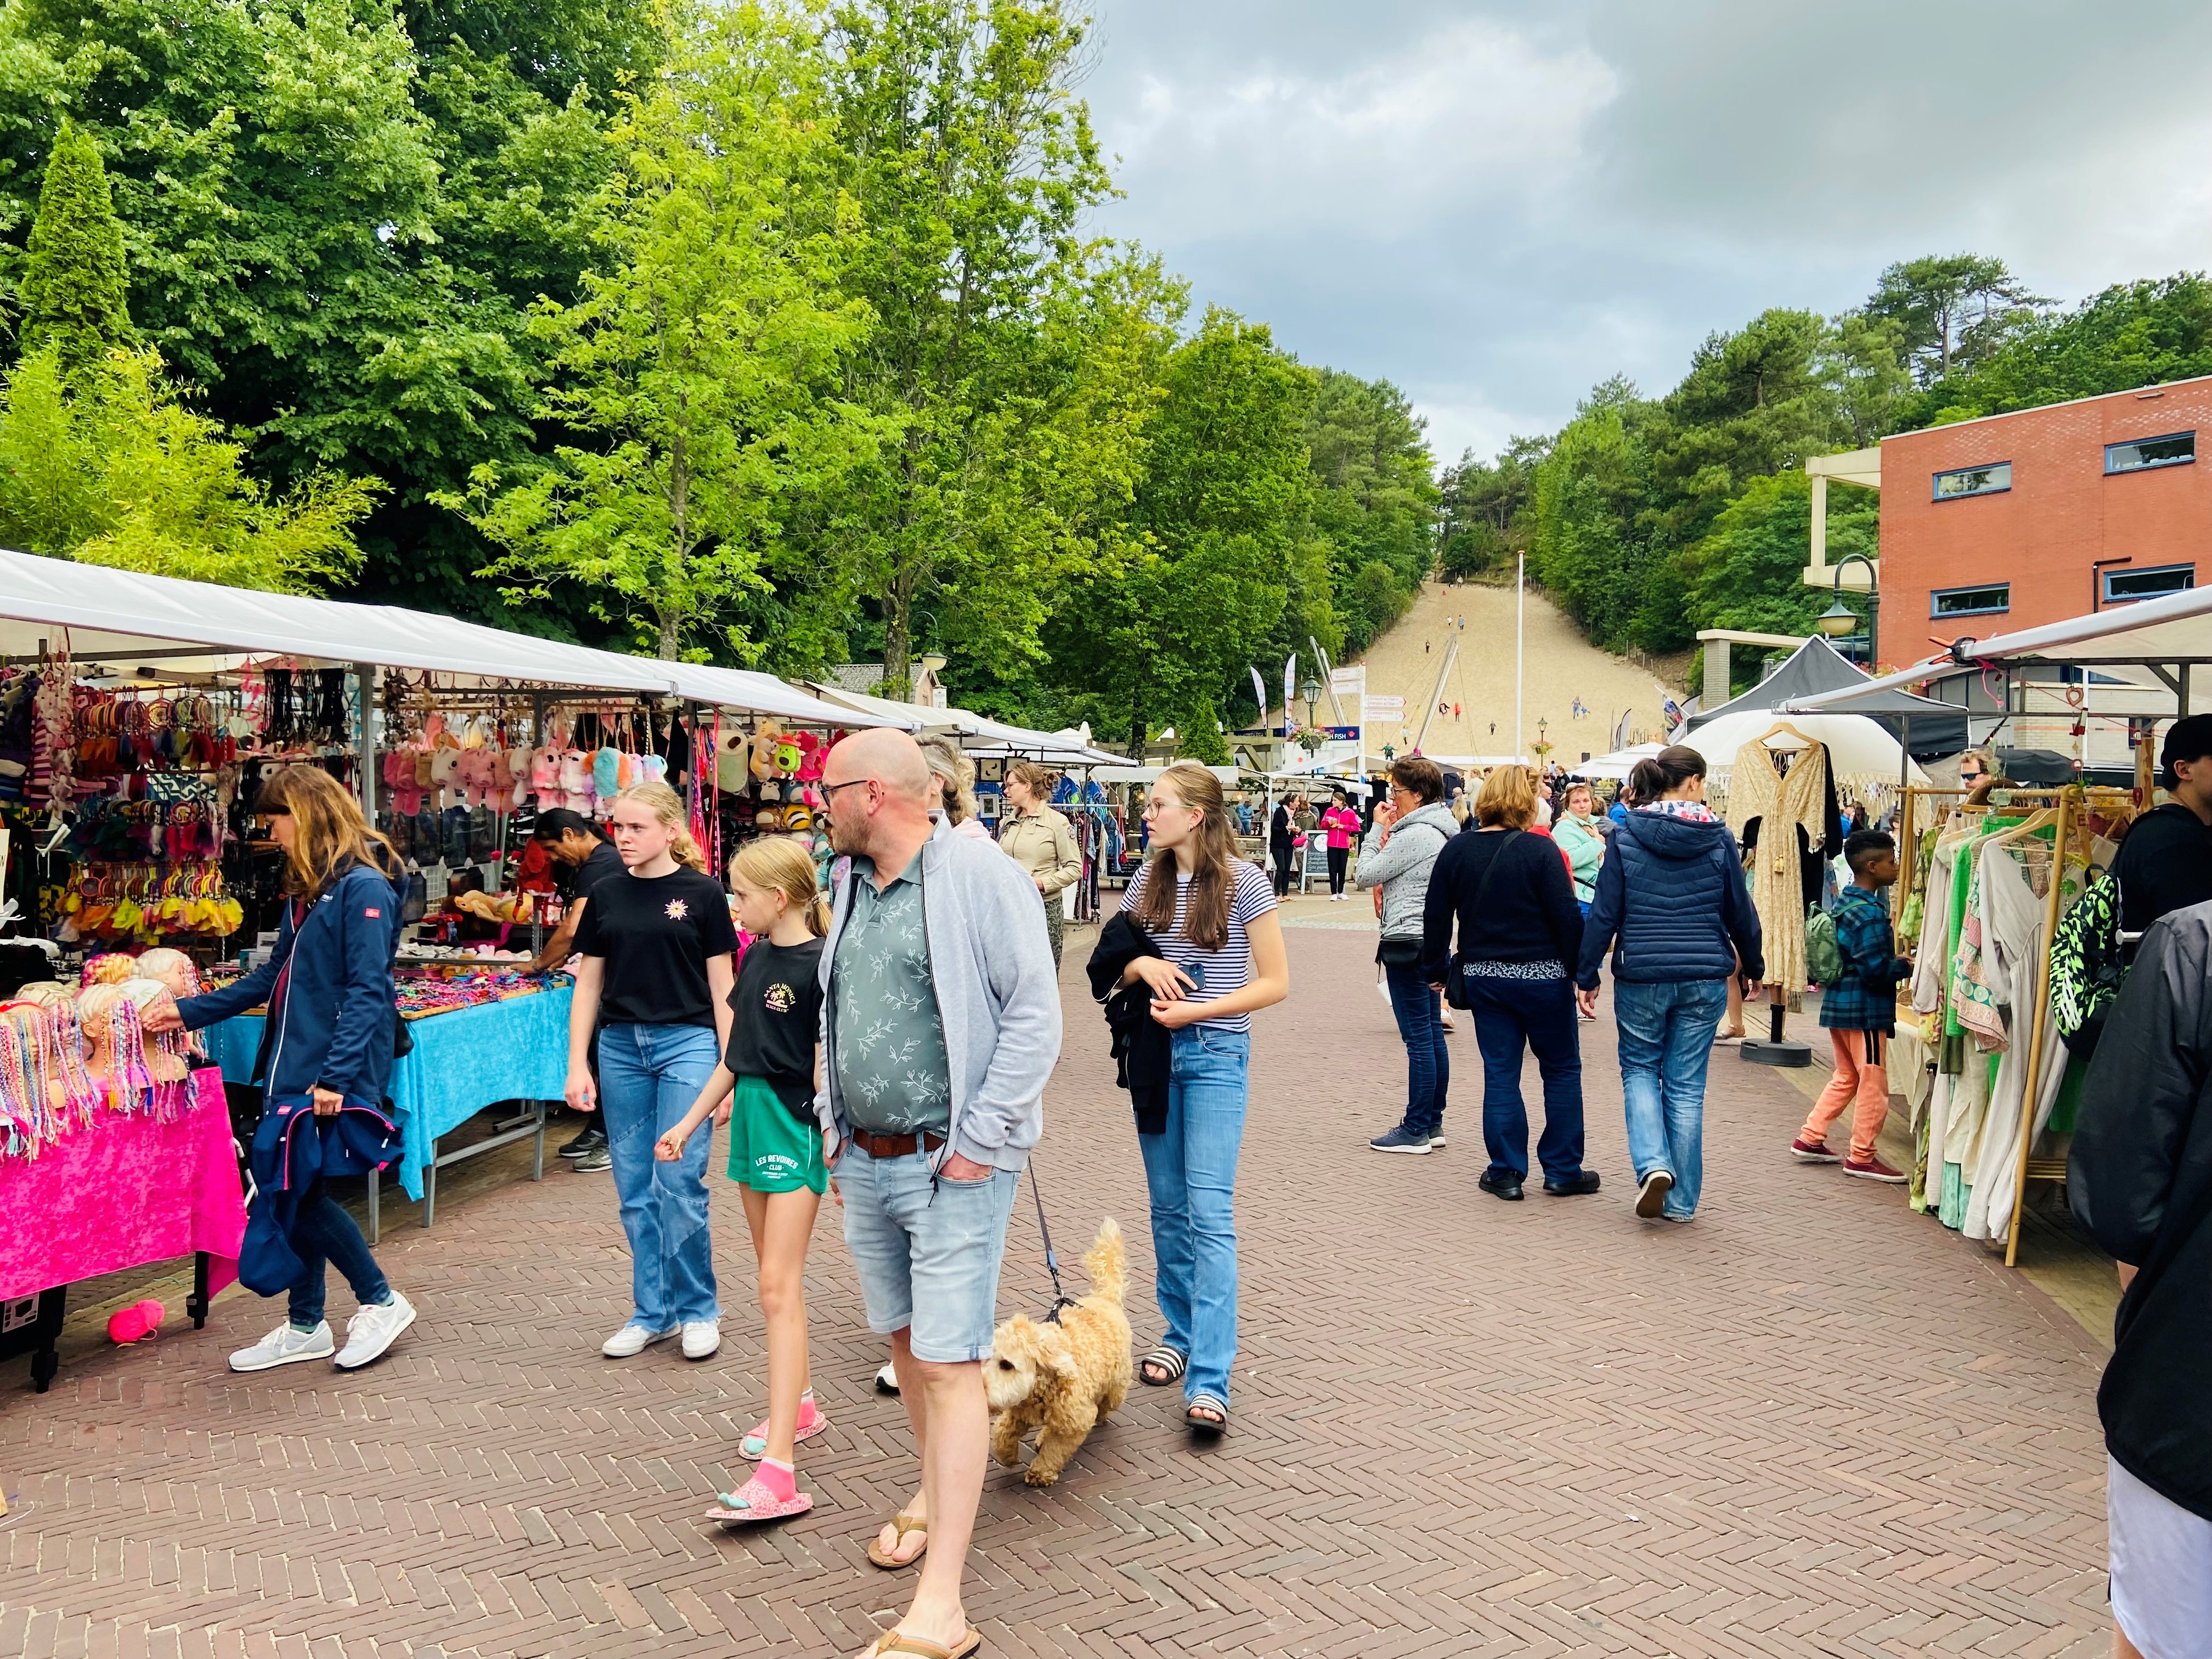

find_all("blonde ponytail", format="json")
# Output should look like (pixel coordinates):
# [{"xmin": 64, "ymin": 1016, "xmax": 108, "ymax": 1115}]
[
  {"xmin": 730, "ymin": 835, "xmax": 829, "ymax": 937},
  {"xmin": 614, "ymin": 780, "xmax": 707, "ymax": 872}
]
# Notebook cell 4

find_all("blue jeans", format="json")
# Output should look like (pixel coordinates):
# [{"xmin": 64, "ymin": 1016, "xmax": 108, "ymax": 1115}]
[
  {"xmin": 287, "ymin": 1180, "xmax": 390, "ymax": 1328},
  {"xmin": 1384, "ymin": 960, "xmax": 1449, "ymax": 1137},
  {"xmin": 835, "ymin": 1146, "xmax": 1019, "ymax": 1362},
  {"xmin": 1465, "ymin": 975, "xmax": 1585, "ymax": 1183},
  {"xmin": 1138, "ymin": 1026, "xmax": 1249, "ymax": 1405},
  {"xmin": 598, "ymin": 1022, "xmax": 722, "ymax": 1327},
  {"xmin": 1611, "ymin": 978, "xmax": 1729, "ymax": 1218}
]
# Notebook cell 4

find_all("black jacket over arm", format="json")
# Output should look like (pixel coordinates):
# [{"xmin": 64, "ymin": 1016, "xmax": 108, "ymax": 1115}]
[
  {"xmin": 1086, "ymin": 912, "xmax": 1172, "ymax": 1135},
  {"xmin": 2070, "ymin": 900, "xmax": 2212, "ymax": 1522}
]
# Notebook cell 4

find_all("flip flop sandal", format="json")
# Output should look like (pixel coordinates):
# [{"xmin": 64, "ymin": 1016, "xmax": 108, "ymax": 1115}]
[
  {"xmin": 1184, "ymin": 1394, "xmax": 1228, "ymax": 1434},
  {"xmin": 741, "ymin": 1402, "xmax": 828, "ymax": 1460},
  {"xmin": 705, "ymin": 1476, "xmax": 813, "ymax": 1525},
  {"xmin": 866, "ymin": 1511, "xmax": 929, "ymax": 1569},
  {"xmin": 864, "ymin": 1630, "xmax": 981, "ymax": 1658},
  {"xmin": 1138, "ymin": 1346, "xmax": 1186, "ymax": 1387}
]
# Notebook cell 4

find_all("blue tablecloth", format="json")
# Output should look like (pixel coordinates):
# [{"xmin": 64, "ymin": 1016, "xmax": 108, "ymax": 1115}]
[{"xmin": 207, "ymin": 986, "xmax": 572, "ymax": 1200}]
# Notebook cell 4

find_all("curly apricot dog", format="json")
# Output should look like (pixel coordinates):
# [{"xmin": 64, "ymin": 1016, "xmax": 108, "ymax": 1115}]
[{"xmin": 985, "ymin": 1218, "xmax": 1131, "ymax": 1487}]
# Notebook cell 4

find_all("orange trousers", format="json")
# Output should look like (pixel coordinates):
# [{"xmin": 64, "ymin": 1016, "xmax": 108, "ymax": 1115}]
[{"xmin": 1802, "ymin": 1029, "xmax": 1891, "ymax": 1163}]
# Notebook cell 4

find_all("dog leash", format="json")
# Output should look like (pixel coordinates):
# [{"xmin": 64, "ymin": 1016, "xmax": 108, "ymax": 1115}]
[{"xmin": 1028, "ymin": 1160, "xmax": 1079, "ymax": 1325}]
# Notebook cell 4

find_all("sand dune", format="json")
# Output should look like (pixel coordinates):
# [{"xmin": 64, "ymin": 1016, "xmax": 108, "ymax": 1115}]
[{"xmin": 1346, "ymin": 578, "xmax": 1684, "ymax": 765}]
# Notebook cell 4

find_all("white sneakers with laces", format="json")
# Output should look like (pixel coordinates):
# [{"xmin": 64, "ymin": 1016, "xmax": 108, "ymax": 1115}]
[
  {"xmin": 230, "ymin": 1319, "xmax": 335, "ymax": 1372},
  {"xmin": 681, "ymin": 1319, "xmax": 722, "ymax": 1360},
  {"xmin": 336, "ymin": 1292, "xmax": 417, "ymax": 1370},
  {"xmin": 602, "ymin": 1321, "xmax": 679, "ymax": 1358}
]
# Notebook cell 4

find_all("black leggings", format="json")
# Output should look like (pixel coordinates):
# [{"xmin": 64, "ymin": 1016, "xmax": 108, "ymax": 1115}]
[
  {"xmin": 1327, "ymin": 845, "xmax": 1349, "ymax": 895},
  {"xmin": 1271, "ymin": 845, "xmax": 1293, "ymax": 896}
]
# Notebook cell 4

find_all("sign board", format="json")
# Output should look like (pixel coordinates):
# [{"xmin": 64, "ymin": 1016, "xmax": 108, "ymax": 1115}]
[
  {"xmin": 1319, "ymin": 725, "xmax": 1359, "ymax": 740},
  {"xmin": 1329, "ymin": 665, "xmax": 1366, "ymax": 691},
  {"xmin": 1363, "ymin": 695, "xmax": 1403, "ymax": 722}
]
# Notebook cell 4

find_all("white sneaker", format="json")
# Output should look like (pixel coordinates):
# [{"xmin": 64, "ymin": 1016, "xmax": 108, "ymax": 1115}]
[
  {"xmin": 230, "ymin": 1319, "xmax": 335, "ymax": 1372},
  {"xmin": 1429, "ymin": 1131, "xmax": 1448, "ymax": 1148},
  {"xmin": 602, "ymin": 1321, "xmax": 679, "ymax": 1358},
  {"xmin": 335, "ymin": 1292, "xmax": 417, "ymax": 1370},
  {"xmin": 680, "ymin": 1319, "xmax": 723, "ymax": 1360}
]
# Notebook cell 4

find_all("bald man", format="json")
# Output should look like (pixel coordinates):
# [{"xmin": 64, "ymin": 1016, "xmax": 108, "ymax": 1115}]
[{"xmin": 809, "ymin": 727, "xmax": 1062, "ymax": 1657}]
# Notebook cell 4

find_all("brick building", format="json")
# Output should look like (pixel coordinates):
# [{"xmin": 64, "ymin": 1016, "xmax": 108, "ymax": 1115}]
[{"xmin": 1805, "ymin": 375, "xmax": 2210, "ymax": 669}]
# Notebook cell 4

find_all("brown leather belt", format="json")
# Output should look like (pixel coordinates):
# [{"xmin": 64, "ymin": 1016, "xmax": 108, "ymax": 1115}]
[{"xmin": 849, "ymin": 1127, "xmax": 946, "ymax": 1161}]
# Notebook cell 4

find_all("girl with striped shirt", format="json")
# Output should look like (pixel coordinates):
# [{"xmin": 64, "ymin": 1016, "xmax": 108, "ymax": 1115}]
[{"xmin": 1118, "ymin": 763, "xmax": 1290, "ymax": 1432}]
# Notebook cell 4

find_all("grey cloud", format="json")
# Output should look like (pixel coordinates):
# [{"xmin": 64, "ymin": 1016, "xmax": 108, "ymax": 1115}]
[{"xmin": 1079, "ymin": 0, "xmax": 2212, "ymax": 465}]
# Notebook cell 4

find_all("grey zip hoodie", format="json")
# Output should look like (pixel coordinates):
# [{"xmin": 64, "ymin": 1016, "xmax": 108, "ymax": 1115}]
[
  {"xmin": 1356, "ymin": 802, "xmax": 1457, "ymax": 939},
  {"xmin": 814, "ymin": 817, "xmax": 1062, "ymax": 1172}
]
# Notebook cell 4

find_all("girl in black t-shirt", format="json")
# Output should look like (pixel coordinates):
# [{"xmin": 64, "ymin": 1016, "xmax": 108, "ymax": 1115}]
[
  {"xmin": 566, "ymin": 782, "xmax": 738, "ymax": 1363},
  {"xmin": 656, "ymin": 836, "xmax": 829, "ymax": 1523}
]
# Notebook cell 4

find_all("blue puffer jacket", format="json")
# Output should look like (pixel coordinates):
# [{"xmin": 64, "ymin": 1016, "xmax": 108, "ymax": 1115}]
[
  {"xmin": 239, "ymin": 1093, "xmax": 399, "ymax": 1294},
  {"xmin": 182, "ymin": 861, "xmax": 402, "ymax": 1103},
  {"xmin": 1576, "ymin": 808, "xmax": 1764, "ymax": 989}
]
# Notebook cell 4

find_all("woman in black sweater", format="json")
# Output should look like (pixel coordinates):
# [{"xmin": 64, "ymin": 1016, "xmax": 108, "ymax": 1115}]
[{"xmin": 1421, "ymin": 765, "xmax": 1596, "ymax": 1203}]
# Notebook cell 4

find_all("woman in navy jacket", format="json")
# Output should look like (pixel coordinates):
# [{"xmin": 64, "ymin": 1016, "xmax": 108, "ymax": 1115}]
[
  {"xmin": 149, "ymin": 766, "xmax": 418, "ymax": 1374},
  {"xmin": 1575, "ymin": 746, "xmax": 1763, "ymax": 1225}
]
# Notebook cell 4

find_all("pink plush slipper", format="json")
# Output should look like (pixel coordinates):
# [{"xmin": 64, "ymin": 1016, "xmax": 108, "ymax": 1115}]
[
  {"xmin": 706, "ymin": 1477, "xmax": 814, "ymax": 1524},
  {"xmin": 742, "ymin": 1395, "xmax": 828, "ymax": 1459}
]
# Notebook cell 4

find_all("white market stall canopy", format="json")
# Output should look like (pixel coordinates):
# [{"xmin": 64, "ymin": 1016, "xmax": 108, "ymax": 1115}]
[
  {"xmin": 1675, "ymin": 709, "xmax": 1929, "ymax": 787},
  {"xmin": 1092, "ymin": 765, "xmax": 1242, "ymax": 786},
  {"xmin": 1569, "ymin": 743, "xmax": 1662, "ymax": 781},
  {"xmin": 801, "ymin": 682, "xmax": 1119, "ymax": 759},
  {"xmin": 0, "ymin": 547, "xmax": 905, "ymax": 724},
  {"xmin": 1790, "ymin": 584, "xmax": 2212, "ymax": 714}
]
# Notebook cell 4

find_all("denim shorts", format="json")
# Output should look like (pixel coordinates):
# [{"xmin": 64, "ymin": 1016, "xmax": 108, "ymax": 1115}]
[{"xmin": 834, "ymin": 1144, "xmax": 1019, "ymax": 1363}]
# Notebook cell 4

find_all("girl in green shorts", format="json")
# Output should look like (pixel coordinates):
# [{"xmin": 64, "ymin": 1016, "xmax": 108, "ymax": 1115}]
[{"xmin": 656, "ymin": 837, "xmax": 830, "ymax": 1523}]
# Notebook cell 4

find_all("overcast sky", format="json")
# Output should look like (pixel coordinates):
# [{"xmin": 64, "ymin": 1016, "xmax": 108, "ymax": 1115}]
[{"xmin": 1080, "ymin": 0, "xmax": 2212, "ymax": 469}]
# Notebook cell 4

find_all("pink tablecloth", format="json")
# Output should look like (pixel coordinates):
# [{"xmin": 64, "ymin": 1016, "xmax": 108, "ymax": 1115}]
[{"xmin": 0, "ymin": 1069, "xmax": 246, "ymax": 1301}]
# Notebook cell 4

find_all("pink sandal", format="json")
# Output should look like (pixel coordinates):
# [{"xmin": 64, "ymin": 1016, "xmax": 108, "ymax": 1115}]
[
  {"xmin": 741, "ymin": 1395, "xmax": 828, "ymax": 1459},
  {"xmin": 706, "ymin": 1476, "xmax": 814, "ymax": 1524}
]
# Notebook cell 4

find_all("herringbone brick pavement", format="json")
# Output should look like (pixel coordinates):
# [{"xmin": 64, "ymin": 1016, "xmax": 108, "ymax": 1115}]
[{"xmin": 1, "ymin": 924, "xmax": 2115, "ymax": 1657}]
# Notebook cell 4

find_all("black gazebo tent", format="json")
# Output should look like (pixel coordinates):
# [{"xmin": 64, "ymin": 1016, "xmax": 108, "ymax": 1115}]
[{"xmin": 1688, "ymin": 637, "xmax": 1968, "ymax": 757}]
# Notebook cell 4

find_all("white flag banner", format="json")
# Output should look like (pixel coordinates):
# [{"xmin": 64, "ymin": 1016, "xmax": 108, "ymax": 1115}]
[
  {"xmin": 1249, "ymin": 666, "xmax": 1268, "ymax": 735},
  {"xmin": 1283, "ymin": 654, "xmax": 1298, "ymax": 724}
]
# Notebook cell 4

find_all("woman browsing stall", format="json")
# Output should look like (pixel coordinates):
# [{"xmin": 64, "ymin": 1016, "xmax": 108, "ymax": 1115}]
[
  {"xmin": 565, "ymin": 782, "xmax": 738, "ymax": 1363},
  {"xmin": 655, "ymin": 838, "xmax": 832, "ymax": 1525}
]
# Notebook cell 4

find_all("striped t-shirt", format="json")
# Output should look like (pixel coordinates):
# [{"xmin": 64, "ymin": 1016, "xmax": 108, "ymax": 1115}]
[{"xmin": 1120, "ymin": 857, "xmax": 1278, "ymax": 1032}]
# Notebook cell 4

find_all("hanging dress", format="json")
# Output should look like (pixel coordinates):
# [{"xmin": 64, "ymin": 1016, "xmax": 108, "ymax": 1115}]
[{"xmin": 1724, "ymin": 738, "xmax": 1830, "ymax": 997}]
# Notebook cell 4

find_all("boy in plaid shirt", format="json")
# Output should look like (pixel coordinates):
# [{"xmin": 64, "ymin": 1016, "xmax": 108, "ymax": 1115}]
[{"xmin": 1792, "ymin": 830, "xmax": 1913, "ymax": 1182}]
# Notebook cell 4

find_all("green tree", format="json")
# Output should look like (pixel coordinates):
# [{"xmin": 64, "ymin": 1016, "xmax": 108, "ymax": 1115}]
[
  {"xmin": 0, "ymin": 345, "xmax": 379, "ymax": 589},
  {"xmin": 1863, "ymin": 253, "xmax": 2046, "ymax": 386},
  {"xmin": 444, "ymin": 2, "xmax": 877, "ymax": 659},
  {"xmin": 1438, "ymin": 435, "xmax": 1545, "ymax": 578},
  {"xmin": 1303, "ymin": 369, "xmax": 1437, "ymax": 652},
  {"xmin": 18, "ymin": 119, "xmax": 133, "ymax": 371},
  {"xmin": 1529, "ymin": 380, "xmax": 1661, "ymax": 652},
  {"xmin": 1675, "ymin": 470, "xmax": 1876, "ymax": 684},
  {"xmin": 1047, "ymin": 308, "xmax": 1316, "ymax": 749}
]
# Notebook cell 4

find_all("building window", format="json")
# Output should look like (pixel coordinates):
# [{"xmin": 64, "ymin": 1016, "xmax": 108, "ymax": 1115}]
[
  {"xmin": 1932, "ymin": 583, "xmax": 2011, "ymax": 618},
  {"xmin": 2102, "ymin": 563, "xmax": 2195, "ymax": 603},
  {"xmin": 2104, "ymin": 431, "xmax": 2196, "ymax": 473},
  {"xmin": 1932, "ymin": 462, "xmax": 2011, "ymax": 500}
]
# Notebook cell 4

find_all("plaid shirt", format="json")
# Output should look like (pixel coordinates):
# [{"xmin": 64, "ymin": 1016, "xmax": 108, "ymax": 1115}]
[{"xmin": 1819, "ymin": 885, "xmax": 1912, "ymax": 1034}]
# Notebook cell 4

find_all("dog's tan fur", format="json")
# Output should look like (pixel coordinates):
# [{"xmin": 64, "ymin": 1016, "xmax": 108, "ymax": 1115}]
[{"xmin": 985, "ymin": 1218, "xmax": 1132, "ymax": 1487}]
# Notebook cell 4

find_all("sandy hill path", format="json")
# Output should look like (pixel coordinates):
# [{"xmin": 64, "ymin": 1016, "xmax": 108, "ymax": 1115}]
[{"xmin": 1347, "ymin": 578, "xmax": 1683, "ymax": 765}]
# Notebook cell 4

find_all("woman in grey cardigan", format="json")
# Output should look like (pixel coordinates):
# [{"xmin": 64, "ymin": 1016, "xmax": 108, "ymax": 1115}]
[{"xmin": 1357, "ymin": 756, "xmax": 1460, "ymax": 1154}]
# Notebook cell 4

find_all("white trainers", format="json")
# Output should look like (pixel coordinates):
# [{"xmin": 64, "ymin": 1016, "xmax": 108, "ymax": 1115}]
[
  {"xmin": 681, "ymin": 1319, "xmax": 723, "ymax": 1360},
  {"xmin": 602, "ymin": 1321, "xmax": 679, "ymax": 1358},
  {"xmin": 335, "ymin": 1292, "xmax": 416, "ymax": 1370},
  {"xmin": 231, "ymin": 1319, "xmax": 335, "ymax": 1372}
]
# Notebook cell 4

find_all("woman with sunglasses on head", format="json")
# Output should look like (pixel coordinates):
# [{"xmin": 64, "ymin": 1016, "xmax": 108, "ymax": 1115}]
[
  {"xmin": 148, "ymin": 766, "xmax": 417, "ymax": 1374},
  {"xmin": 1115, "ymin": 764, "xmax": 1289, "ymax": 1433},
  {"xmin": 565, "ymin": 781, "xmax": 739, "ymax": 1362}
]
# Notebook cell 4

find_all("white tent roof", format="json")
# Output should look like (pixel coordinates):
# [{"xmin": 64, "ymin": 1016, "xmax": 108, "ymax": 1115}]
[
  {"xmin": 1093, "ymin": 764, "xmax": 1242, "ymax": 785},
  {"xmin": 800, "ymin": 682, "xmax": 1118, "ymax": 757},
  {"xmin": 0, "ymin": 546, "xmax": 909, "ymax": 723},
  {"xmin": 1675, "ymin": 709, "xmax": 1928, "ymax": 786},
  {"xmin": 1568, "ymin": 743, "xmax": 1663, "ymax": 781},
  {"xmin": 1791, "ymin": 584, "xmax": 2212, "ymax": 712}
]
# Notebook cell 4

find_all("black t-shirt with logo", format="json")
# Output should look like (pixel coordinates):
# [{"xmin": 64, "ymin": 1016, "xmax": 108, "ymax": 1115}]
[
  {"xmin": 725, "ymin": 937, "xmax": 826, "ymax": 1119},
  {"xmin": 573, "ymin": 865, "xmax": 740, "ymax": 1027}
]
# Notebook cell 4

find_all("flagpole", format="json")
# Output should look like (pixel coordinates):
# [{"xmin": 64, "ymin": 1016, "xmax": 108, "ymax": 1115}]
[{"xmin": 1515, "ymin": 552, "xmax": 1525, "ymax": 759}]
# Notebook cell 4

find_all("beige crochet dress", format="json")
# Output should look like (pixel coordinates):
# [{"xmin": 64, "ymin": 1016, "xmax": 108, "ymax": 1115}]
[{"xmin": 1724, "ymin": 738, "xmax": 1830, "ymax": 995}]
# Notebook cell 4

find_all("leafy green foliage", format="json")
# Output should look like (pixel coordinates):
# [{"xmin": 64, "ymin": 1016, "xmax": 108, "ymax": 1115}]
[
  {"xmin": 1862, "ymin": 254, "xmax": 2045, "ymax": 387},
  {"xmin": 18, "ymin": 119, "xmax": 132, "ymax": 371}
]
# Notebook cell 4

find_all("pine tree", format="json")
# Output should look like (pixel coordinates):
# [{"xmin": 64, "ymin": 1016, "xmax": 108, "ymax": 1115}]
[{"xmin": 20, "ymin": 121, "xmax": 135, "ymax": 373}]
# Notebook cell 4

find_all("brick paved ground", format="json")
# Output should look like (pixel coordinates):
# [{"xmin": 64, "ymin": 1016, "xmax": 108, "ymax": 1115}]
[{"xmin": 1, "ymin": 920, "xmax": 2117, "ymax": 1657}]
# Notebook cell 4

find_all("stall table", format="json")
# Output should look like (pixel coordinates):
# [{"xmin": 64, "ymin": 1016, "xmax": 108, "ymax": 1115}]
[
  {"xmin": 206, "ymin": 984, "xmax": 571, "ymax": 1238},
  {"xmin": 0, "ymin": 1068, "xmax": 245, "ymax": 1392}
]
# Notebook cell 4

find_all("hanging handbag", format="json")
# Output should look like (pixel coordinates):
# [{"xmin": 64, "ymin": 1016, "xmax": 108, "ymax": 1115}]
[{"xmin": 1444, "ymin": 830, "xmax": 1523, "ymax": 1009}]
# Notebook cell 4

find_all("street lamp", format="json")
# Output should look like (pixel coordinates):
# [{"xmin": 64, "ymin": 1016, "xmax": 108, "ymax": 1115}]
[
  {"xmin": 1300, "ymin": 676, "xmax": 1322, "ymax": 730},
  {"xmin": 1816, "ymin": 551, "xmax": 1881, "ymax": 666}
]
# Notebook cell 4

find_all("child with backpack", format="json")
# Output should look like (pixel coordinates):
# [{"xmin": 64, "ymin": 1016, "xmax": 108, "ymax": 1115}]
[
  {"xmin": 653, "ymin": 837, "xmax": 831, "ymax": 1522},
  {"xmin": 1792, "ymin": 829, "xmax": 1914, "ymax": 1182}
]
